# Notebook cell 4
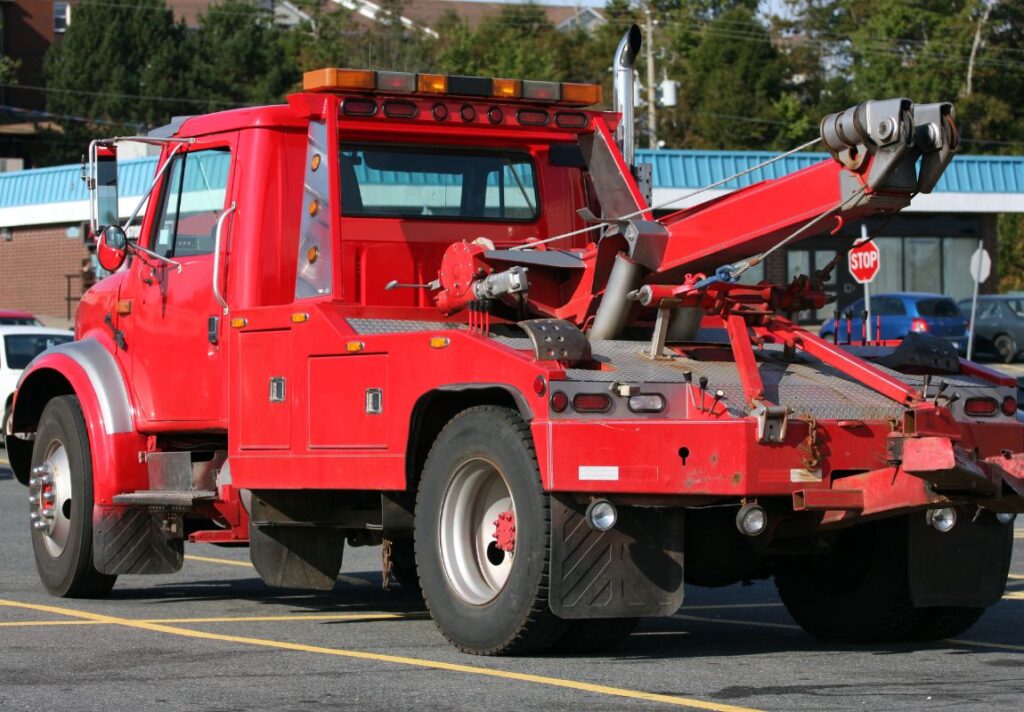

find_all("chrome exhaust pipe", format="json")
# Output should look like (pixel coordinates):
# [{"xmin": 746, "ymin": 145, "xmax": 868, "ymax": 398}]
[
  {"xmin": 613, "ymin": 24, "xmax": 642, "ymax": 167},
  {"xmin": 590, "ymin": 253, "xmax": 643, "ymax": 340}
]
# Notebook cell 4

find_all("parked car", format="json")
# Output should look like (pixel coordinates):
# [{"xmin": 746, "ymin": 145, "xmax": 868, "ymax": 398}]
[
  {"xmin": 957, "ymin": 295, "xmax": 1024, "ymax": 363},
  {"xmin": 1, "ymin": 327, "xmax": 74, "ymax": 442},
  {"xmin": 0, "ymin": 309, "xmax": 42, "ymax": 326},
  {"xmin": 819, "ymin": 292, "xmax": 968, "ymax": 350}
]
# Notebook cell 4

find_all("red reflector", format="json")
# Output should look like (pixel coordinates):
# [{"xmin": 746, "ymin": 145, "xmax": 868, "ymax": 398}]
[
  {"xmin": 459, "ymin": 104, "xmax": 476, "ymax": 123},
  {"xmin": 572, "ymin": 393, "xmax": 611, "ymax": 413},
  {"xmin": 383, "ymin": 100, "xmax": 418, "ymax": 118},
  {"xmin": 533, "ymin": 375, "xmax": 546, "ymax": 396},
  {"xmin": 1002, "ymin": 396, "xmax": 1017, "ymax": 416},
  {"xmin": 431, "ymin": 102, "xmax": 449, "ymax": 121},
  {"xmin": 516, "ymin": 109, "xmax": 549, "ymax": 126},
  {"xmin": 964, "ymin": 397, "xmax": 998, "ymax": 416},
  {"xmin": 487, "ymin": 106, "xmax": 503, "ymax": 125},
  {"xmin": 550, "ymin": 391, "xmax": 569, "ymax": 413},
  {"xmin": 555, "ymin": 111, "xmax": 589, "ymax": 129},
  {"xmin": 341, "ymin": 98, "xmax": 377, "ymax": 116}
]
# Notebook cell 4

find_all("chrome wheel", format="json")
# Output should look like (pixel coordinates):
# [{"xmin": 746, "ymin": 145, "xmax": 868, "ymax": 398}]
[
  {"xmin": 438, "ymin": 457, "xmax": 515, "ymax": 605},
  {"xmin": 29, "ymin": 442, "xmax": 73, "ymax": 557}
]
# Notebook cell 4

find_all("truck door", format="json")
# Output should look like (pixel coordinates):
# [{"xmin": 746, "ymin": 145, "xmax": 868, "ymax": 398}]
[{"xmin": 120, "ymin": 138, "xmax": 238, "ymax": 424}]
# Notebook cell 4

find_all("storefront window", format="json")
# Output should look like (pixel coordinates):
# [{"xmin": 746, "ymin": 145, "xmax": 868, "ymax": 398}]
[
  {"xmin": 903, "ymin": 237, "xmax": 941, "ymax": 293},
  {"xmin": 872, "ymin": 238, "xmax": 903, "ymax": 294},
  {"xmin": 943, "ymin": 237, "xmax": 979, "ymax": 301}
]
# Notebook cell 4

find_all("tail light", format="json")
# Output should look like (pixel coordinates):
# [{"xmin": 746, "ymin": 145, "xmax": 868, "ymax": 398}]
[
  {"xmin": 572, "ymin": 393, "xmax": 611, "ymax": 413},
  {"xmin": 910, "ymin": 318, "xmax": 929, "ymax": 333},
  {"xmin": 964, "ymin": 397, "xmax": 998, "ymax": 417},
  {"xmin": 1002, "ymin": 396, "xmax": 1017, "ymax": 416},
  {"xmin": 550, "ymin": 391, "xmax": 569, "ymax": 413}
]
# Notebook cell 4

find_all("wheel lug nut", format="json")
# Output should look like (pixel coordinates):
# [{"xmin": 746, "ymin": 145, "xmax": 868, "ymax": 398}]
[
  {"xmin": 32, "ymin": 520, "xmax": 48, "ymax": 530},
  {"xmin": 42, "ymin": 510, "xmax": 55, "ymax": 519},
  {"xmin": 42, "ymin": 492, "xmax": 55, "ymax": 503},
  {"xmin": 28, "ymin": 495, "xmax": 40, "ymax": 506},
  {"xmin": 30, "ymin": 511, "xmax": 41, "ymax": 521},
  {"xmin": 32, "ymin": 465, "xmax": 49, "ymax": 474}
]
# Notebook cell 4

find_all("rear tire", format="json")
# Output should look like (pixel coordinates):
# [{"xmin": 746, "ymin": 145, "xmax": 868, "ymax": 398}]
[
  {"xmin": 30, "ymin": 396, "xmax": 116, "ymax": 598},
  {"xmin": 2, "ymin": 400, "xmax": 11, "ymax": 448},
  {"xmin": 910, "ymin": 607, "xmax": 986, "ymax": 641},
  {"xmin": 994, "ymin": 334, "xmax": 1017, "ymax": 363},
  {"xmin": 414, "ymin": 406, "xmax": 567, "ymax": 655},
  {"xmin": 773, "ymin": 518, "xmax": 923, "ymax": 643},
  {"xmin": 388, "ymin": 537, "xmax": 422, "ymax": 599}
]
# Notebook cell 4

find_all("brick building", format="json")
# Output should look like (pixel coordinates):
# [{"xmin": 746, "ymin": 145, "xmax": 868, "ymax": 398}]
[{"xmin": 0, "ymin": 149, "xmax": 1021, "ymax": 325}]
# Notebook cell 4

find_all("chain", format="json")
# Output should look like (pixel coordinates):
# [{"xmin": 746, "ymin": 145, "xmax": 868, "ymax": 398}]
[{"xmin": 381, "ymin": 537, "xmax": 393, "ymax": 591}]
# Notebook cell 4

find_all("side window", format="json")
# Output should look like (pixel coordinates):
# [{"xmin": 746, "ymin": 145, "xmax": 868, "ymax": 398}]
[{"xmin": 152, "ymin": 148, "xmax": 231, "ymax": 258}]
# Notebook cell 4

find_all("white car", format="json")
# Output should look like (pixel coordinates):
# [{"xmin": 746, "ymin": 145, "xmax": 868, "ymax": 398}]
[{"xmin": 2, "ymin": 326, "xmax": 74, "ymax": 442}]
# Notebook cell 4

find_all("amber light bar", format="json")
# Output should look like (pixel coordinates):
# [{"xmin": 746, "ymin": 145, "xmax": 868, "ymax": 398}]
[{"xmin": 303, "ymin": 68, "xmax": 602, "ymax": 106}]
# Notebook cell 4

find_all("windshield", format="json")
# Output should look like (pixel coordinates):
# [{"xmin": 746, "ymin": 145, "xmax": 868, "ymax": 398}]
[
  {"xmin": 3, "ymin": 334, "xmax": 73, "ymax": 369},
  {"xmin": 339, "ymin": 145, "xmax": 538, "ymax": 221}
]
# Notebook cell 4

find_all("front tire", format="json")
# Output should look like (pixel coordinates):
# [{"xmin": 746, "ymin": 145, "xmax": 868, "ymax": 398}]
[
  {"xmin": 29, "ymin": 396, "xmax": 116, "ymax": 598},
  {"xmin": 414, "ymin": 406, "xmax": 567, "ymax": 655}
]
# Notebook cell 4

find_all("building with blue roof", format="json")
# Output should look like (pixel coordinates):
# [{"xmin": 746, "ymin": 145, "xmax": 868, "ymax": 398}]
[{"xmin": 0, "ymin": 149, "xmax": 1022, "ymax": 321}]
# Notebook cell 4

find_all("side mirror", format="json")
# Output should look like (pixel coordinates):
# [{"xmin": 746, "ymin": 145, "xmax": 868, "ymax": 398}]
[
  {"xmin": 97, "ymin": 225, "xmax": 128, "ymax": 272},
  {"xmin": 90, "ymin": 142, "xmax": 119, "ymax": 233}
]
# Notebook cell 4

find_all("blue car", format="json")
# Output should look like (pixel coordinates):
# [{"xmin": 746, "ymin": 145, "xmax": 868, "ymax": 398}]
[{"xmin": 819, "ymin": 292, "xmax": 968, "ymax": 350}]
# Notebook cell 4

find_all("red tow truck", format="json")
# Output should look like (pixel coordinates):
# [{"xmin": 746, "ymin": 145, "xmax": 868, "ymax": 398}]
[{"xmin": 8, "ymin": 27, "xmax": 1024, "ymax": 655}]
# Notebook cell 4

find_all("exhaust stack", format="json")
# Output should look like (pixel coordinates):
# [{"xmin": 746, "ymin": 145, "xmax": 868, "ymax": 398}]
[{"xmin": 613, "ymin": 25, "xmax": 642, "ymax": 167}]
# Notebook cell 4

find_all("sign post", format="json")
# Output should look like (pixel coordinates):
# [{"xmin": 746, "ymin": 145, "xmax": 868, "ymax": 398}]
[
  {"xmin": 849, "ymin": 230, "xmax": 881, "ymax": 341},
  {"xmin": 966, "ymin": 241, "xmax": 992, "ymax": 360}
]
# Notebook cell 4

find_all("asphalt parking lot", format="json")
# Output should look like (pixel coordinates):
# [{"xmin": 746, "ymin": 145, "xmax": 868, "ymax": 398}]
[{"xmin": 2, "ymin": 450, "xmax": 1023, "ymax": 712}]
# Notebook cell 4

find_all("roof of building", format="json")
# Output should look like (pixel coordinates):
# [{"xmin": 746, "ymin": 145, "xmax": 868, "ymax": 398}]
[{"xmin": 0, "ymin": 149, "xmax": 1021, "ymax": 227}]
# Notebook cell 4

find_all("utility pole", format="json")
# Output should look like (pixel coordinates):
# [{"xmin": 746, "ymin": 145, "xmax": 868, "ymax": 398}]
[{"xmin": 644, "ymin": 3, "xmax": 657, "ymax": 148}]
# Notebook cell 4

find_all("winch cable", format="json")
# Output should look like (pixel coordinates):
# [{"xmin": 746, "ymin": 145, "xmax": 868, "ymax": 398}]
[{"xmin": 509, "ymin": 136, "xmax": 823, "ymax": 252}]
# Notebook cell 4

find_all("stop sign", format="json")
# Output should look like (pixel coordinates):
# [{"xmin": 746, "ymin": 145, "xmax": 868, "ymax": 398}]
[{"xmin": 848, "ymin": 241, "xmax": 881, "ymax": 284}]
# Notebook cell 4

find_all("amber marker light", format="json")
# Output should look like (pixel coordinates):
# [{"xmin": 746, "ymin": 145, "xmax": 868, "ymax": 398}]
[
  {"xmin": 310, "ymin": 154, "xmax": 321, "ymax": 171},
  {"xmin": 418, "ymin": 74, "xmax": 448, "ymax": 94},
  {"xmin": 346, "ymin": 341, "xmax": 365, "ymax": 352},
  {"xmin": 229, "ymin": 318, "xmax": 248, "ymax": 328},
  {"xmin": 492, "ymin": 78, "xmax": 521, "ymax": 99},
  {"xmin": 561, "ymin": 82, "xmax": 602, "ymax": 106},
  {"xmin": 304, "ymin": 68, "xmax": 375, "ymax": 92},
  {"xmin": 307, "ymin": 246, "xmax": 319, "ymax": 263},
  {"xmin": 291, "ymin": 313, "xmax": 310, "ymax": 323},
  {"xmin": 308, "ymin": 200, "xmax": 320, "ymax": 217},
  {"xmin": 429, "ymin": 337, "xmax": 450, "ymax": 349}
]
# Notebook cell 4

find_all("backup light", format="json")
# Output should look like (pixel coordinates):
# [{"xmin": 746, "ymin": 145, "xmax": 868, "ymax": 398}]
[
  {"xmin": 628, "ymin": 394, "xmax": 665, "ymax": 413},
  {"xmin": 996, "ymin": 512, "xmax": 1017, "ymax": 525},
  {"xmin": 550, "ymin": 391, "xmax": 569, "ymax": 413},
  {"xmin": 736, "ymin": 503, "xmax": 767, "ymax": 537},
  {"xmin": 926, "ymin": 507, "xmax": 957, "ymax": 533},
  {"xmin": 1001, "ymin": 396, "xmax": 1017, "ymax": 416},
  {"xmin": 585, "ymin": 499, "xmax": 617, "ymax": 531}
]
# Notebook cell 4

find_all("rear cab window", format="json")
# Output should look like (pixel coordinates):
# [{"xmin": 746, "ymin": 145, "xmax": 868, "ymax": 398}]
[{"xmin": 340, "ymin": 145, "xmax": 538, "ymax": 222}]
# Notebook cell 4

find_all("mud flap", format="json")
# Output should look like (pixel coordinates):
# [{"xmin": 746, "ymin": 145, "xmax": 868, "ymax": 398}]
[
  {"xmin": 907, "ymin": 512, "xmax": 1012, "ymax": 608},
  {"xmin": 248, "ymin": 491, "xmax": 345, "ymax": 591},
  {"xmin": 93, "ymin": 505, "xmax": 184, "ymax": 574},
  {"xmin": 548, "ymin": 494, "xmax": 684, "ymax": 619}
]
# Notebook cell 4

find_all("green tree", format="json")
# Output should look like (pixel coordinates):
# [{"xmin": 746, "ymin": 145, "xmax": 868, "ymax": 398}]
[
  {"xmin": 186, "ymin": 0, "xmax": 299, "ymax": 111},
  {"xmin": 42, "ymin": 0, "xmax": 192, "ymax": 161}
]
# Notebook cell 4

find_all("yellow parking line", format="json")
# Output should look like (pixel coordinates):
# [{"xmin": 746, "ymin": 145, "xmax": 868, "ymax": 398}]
[
  {"xmin": 1003, "ymin": 591, "xmax": 1024, "ymax": 600},
  {"xmin": 948, "ymin": 639, "xmax": 1024, "ymax": 653},
  {"xmin": 675, "ymin": 614, "xmax": 800, "ymax": 631},
  {"xmin": 184, "ymin": 553, "xmax": 253, "ymax": 568},
  {"xmin": 0, "ymin": 598, "xmax": 763, "ymax": 712},
  {"xmin": 682, "ymin": 604, "xmax": 785, "ymax": 611},
  {"xmin": 0, "ymin": 611, "xmax": 424, "ymax": 627}
]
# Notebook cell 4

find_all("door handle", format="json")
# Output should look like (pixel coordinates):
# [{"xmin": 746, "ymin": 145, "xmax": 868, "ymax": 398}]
[{"xmin": 212, "ymin": 201, "xmax": 237, "ymax": 315}]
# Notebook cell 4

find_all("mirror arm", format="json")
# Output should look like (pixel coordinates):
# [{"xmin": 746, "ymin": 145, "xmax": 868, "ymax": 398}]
[
  {"xmin": 121, "ymin": 141, "xmax": 188, "ymax": 232},
  {"xmin": 128, "ymin": 243, "xmax": 183, "ymax": 274}
]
